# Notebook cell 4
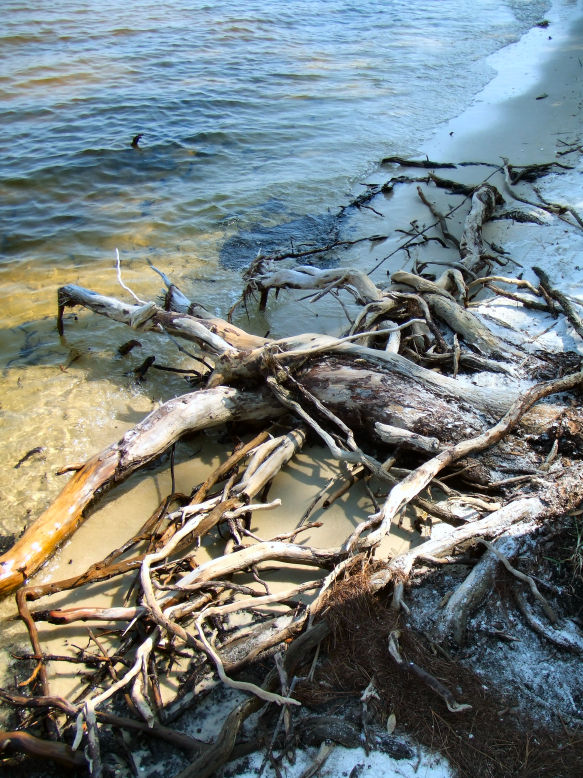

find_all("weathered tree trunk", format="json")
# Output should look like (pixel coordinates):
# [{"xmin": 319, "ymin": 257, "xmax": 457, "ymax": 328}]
[
  {"xmin": 4, "ymin": 274, "xmax": 583, "ymax": 596},
  {"xmin": 0, "ymin": 387, "xmax": 283, "ymax": 595}
]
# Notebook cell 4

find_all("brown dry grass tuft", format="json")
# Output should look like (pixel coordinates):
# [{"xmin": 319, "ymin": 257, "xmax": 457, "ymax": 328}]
[{"xmin": 295, "ymin": 564, "xmax": 583, "ymax": 778}]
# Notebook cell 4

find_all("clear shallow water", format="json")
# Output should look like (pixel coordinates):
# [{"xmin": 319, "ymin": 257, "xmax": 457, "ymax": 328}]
[{"xmin": 1, "ymin": 0, "xmax": 552, "ymax": 300}]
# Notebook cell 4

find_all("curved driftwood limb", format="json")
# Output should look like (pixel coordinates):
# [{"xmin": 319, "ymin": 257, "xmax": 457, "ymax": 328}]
[
  {"xmin": 16, "ymin": 586, "xmax": 51, "ymax": 696},
  {"xmin": 244, "ymin": 264, "xmax": 384, "ymax": 306},
  {"xmin": 411, "ymin": 348, "xmax": 513, "ymax": 374},
  {"xmin": 479, "ymin": 283, "xmax": 554, "ymax": 313},
  {"xmin": 534, "ymin": 266, "xmax": 583, "ymax": 340},
  {"xmin": 0, "ymin": 689, "xmax": 206, "ymax": 754},
  {"xmin": 477, "ymin": 538, "xmax": 558, "ymax": 624},
  {"xmin": 195, "ymin": 611, "xmax": 301, "ymax": 707},
  {"xmin": 468, "ymin": 275, "xmax": 540, "ymax": 294},
  {"xmin": 391, "ymin": 270, "xmax": 458, "ymax": 302},
  {"xmin": 0, "ymin": 387, "xmax": 284, "ymax": 596},
  {"xmin": 386, "ymin": 504, "xmax": 539, "ymax": 610},
  {"xmin": 387, "ymin": 630, "xmax": 471, "ymax": 713},
  {"xmin": 424, "ymin": 292, "xmax": 518, "ymax": 358},
  {"xmin": 434, "ymin": 267, "xmax": 468, "ymax": 298},
  {"xmin": 501, "ymin": 159, "xmax": 580, "ymax": 228},
  {"xmin": 436, "ymin": 532, "xmax": 525, "ymax": 645},
  {"xmin": 0, "ymin": 729, "xmax": 86, "ymax": 770},
  {"xmin": 164, "ymin": 541, "xmax": 340, "ymax": 602},
  {"xmin": 58, "ymin": 284, "xmax": 267, "ymax": 352},
  {"xmin": 532, "ymin": 184, "xmax": 583, "ymax": 229},
  {"xmin": 513, "ymin": 587, "xmax": 583, "ymax": 654},
  {"xmin": 233, "ymin": 429, "xmax": 308, "ymax": 499},
  {"xmin": 390, "ymin": 272, "xmax": 512, "ymax": 356},
  {"xmin": 148, "ymin": 261, "xmax": 216, "ymax": 320},
  {"xmin": 349, "ymin": 297, "xmax": 401, "ymax": 336}
]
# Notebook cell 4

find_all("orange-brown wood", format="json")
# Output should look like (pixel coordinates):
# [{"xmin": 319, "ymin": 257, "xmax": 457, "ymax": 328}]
[
  {"xmin": 0, "ymin": 386, "xmax": 282, "ymax": 596},
  {"xmin": 0, "ymin": 450, "xmax": 118, "ymax": 596}
]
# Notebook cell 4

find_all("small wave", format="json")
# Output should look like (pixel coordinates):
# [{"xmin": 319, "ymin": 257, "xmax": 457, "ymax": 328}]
[
  {"xmin": 183, "ymin": 130, "xmax": 241, "ymax": 147},
  {"xmin": 0, "ymin": 33, "xmax": 47, "ymax": 47}
]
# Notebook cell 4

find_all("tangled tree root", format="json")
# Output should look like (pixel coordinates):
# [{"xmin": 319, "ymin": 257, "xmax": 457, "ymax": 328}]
[{"xmin": 1, "ymin": 156, "xmax": 583, "ymax": 776}]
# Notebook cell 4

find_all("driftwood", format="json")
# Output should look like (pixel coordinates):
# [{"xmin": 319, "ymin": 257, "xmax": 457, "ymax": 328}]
[
  {"xmin": 0, "ymin": 387, "xmax": 283, "ymax": 595},
  {"xmin": 2, "ymin": 160, "xmax": 583, "ymax": 777}
]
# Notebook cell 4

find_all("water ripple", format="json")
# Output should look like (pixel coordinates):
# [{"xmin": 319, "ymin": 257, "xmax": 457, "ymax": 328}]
[{"xmin": 0, "ymin": 0, "xmax": 551, "ymax": 295}]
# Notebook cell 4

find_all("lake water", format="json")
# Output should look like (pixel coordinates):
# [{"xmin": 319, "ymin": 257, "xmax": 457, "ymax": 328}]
[
  {"xmin": 0, "ymin": 0, "xmax": 572, "ymax": 541},
  {"xmin": 1, "ymin": 1, "xmax": 554, "ymax": 306}
]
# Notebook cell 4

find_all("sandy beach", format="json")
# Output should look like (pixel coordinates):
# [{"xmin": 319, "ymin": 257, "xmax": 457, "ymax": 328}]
[
  {"xmin": 427, "ymin": 9, "xmax": 583, "ymax": 164},
  {"xmin": 2, "ymin": 4, "xmax": 583, "ymax": 778}
]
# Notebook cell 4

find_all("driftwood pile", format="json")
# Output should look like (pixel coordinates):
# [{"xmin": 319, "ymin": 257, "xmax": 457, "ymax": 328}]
[{"xmin": 1, "ymin": 157, "xmax": 583, "ymax": 777}]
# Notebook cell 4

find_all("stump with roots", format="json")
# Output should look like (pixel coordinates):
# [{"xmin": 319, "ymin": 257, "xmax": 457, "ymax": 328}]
[{"xmin": 1, "ymin": 158, "xmax": 583, "ymax": 778}]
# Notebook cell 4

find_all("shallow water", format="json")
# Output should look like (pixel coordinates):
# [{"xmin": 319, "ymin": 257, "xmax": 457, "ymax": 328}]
[{"xmin": 1, "ymin": 1, "xmax": 551, "ymax": 309}]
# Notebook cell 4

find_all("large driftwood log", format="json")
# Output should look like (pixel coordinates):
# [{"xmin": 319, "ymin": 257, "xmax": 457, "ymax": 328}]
[
  {"xmin": 55, "ymin": 282, "xmax": 578, "ymax": 427},
  {"xmin": 0, "ymin": 387, "xmax": 283, "ymax": 595},
  {"xmin": 3, "ymin": 276, "xmax": 583, "ymax": 595}
]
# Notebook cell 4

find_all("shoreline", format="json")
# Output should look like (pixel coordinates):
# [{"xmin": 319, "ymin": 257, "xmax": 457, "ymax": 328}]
[{"xmin": 424, "ymin": 1, "xmax": 583, "ymax": 164}]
